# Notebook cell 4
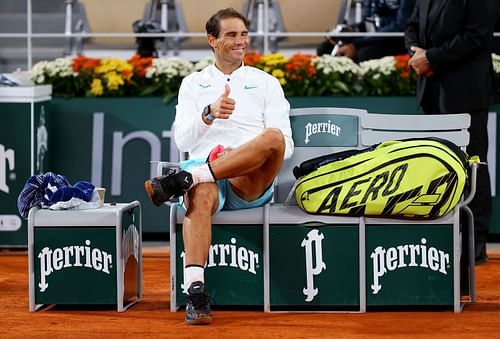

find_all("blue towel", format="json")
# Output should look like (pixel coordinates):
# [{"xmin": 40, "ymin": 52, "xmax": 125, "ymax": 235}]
[
  {"xmin": 17, "ymin": 172, "xmax": 95, "ymax": 219},
  {"xmin": 45, "ymin": 181, "xmax": 95, "ymax": 205}
]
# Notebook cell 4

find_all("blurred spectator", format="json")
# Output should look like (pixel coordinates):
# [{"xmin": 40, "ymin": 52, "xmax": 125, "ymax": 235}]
[{"xmin": 317, "ymin": 0, "xmax": 416, "ymax": 62}]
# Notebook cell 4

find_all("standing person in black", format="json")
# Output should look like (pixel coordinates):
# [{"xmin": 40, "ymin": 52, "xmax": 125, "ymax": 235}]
[{"xmin": 405, "ymin": 0, "xmax": 497, "ymax": 264}]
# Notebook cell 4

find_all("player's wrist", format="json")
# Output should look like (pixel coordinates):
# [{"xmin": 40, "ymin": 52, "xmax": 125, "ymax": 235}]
[{"xmin": 202, "ymin": 104, "xmax": 215, "ymax": 124}]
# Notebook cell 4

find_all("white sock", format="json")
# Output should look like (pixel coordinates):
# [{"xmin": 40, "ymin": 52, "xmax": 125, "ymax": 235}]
[
  {"xmin": 184, "ymin": 266, "xmax": 204, "ymax": 293},
  {"xmin": 187, "ymin": 164, "xmax": 215, "ymax": 186}
]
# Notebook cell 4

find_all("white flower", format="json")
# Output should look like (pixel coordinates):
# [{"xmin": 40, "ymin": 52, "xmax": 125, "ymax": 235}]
[
  {"xmin": 29, "ymin": 58, "xmax": 76, "ymax": 83},
  {"xmin": 359, "ymin": 56, "xmax": 396, "ymax": 76},
  {"xmin": 194, "ymin": 56, "xmax": 214, "ymax": 71},
  {"xmin": 29, "ymin": 61, "xmax": 49, "ymax": 83},
  {"xmin": 312, "ymin": 55, "xmax": 361, "ymax": 76},
  {"xmin": 146, "ymin": 57, "xmax": 194, "ymax": 79}
]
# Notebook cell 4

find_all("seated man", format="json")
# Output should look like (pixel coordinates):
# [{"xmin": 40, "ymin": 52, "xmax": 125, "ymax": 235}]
[
  {"xmin": 317, "ymin": 0, "xmax": 416, "ymax": 62},
  {"xmin": 144, "ymin": 8, "xmax": 293, "ymax": 325}
]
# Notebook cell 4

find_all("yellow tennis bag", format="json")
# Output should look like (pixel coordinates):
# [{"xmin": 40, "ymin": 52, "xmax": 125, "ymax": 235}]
[{"xmin": 293, "ymin": 138, "xmax": 478, "ymax": 219}]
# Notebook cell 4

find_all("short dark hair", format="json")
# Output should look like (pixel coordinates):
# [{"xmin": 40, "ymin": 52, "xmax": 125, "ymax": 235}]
[{"xmin": 205, "ymin": 8, "xmax": 249, "ymax": 38}]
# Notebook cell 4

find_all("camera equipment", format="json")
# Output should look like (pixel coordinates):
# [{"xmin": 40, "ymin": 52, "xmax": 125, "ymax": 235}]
[{"xmin": 133, "ymin": 0, "xmax": 164, "ymax": 58}]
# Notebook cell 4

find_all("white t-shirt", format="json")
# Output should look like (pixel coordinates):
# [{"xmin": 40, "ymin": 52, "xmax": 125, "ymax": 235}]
[{"xmin": 174, "ymin": 64, "xmax": 294, "ymax": 159}]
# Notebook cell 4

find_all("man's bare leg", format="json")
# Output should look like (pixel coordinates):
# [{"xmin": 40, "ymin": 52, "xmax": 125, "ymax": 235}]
[
  {"xmin": 183, "ymin": 127, "xmax": 285, "ymax": 268},
  {"xmin": 180, "ymin": 183, "xmax": 218, "ymax": 325},
  {"xmin": 209, "ymin": 128, "xmax": 286, "ymax": 200},
  {"xmin": 183, "ymin": 183, "xmax": 219, "ymax": 267},
  {"xmin": 179, "ymin": 128, "xmax": 285, "ymax": 325}
]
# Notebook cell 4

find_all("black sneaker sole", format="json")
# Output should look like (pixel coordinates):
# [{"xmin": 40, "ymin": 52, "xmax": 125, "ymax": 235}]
[{"xmin": 144, "ymin": 180, "xmax": 165, "ymax": 207}]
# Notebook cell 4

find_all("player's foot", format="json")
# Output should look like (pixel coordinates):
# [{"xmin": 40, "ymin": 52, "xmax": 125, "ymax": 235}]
[
  {"xmin": 185, "ymin": 281, "xmax": 212, "ymax": 325},
  {"xmin": 144, "ymin": 170, "xmax": 193, "ymax": 206}
]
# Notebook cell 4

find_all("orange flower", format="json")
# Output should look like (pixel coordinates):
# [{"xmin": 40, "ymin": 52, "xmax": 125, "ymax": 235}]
[
  {"xmin": 394, "ymin": 54, "xmax": 410, "ymax": 69},
  {"xmin": 72, "ymin": 55, "xmax": 100, "ymax": 72},
  {"xmin": 128, "ymin": 54, "xmax": 153, "ymax": 77},
  {"xmin": 122, "ymin": 69, "xmax": 132, "ymax": 79},
  {"xmin": 72, "ymin": 55, "xmax": 86, "ymax": 72},
  {"xmin": 394, "ymin": 54, "xmax": 411, "ymax": 79},
  {"xmin": 244, "ymin": 51, "xmax": 263, "ymax": 67},
  {"xmin": 284, "ymin": 53, "xmax": 316, "ymax": 81}
]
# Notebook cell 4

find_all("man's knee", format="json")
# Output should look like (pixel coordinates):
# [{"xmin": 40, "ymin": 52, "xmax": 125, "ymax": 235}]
[
  {"xmin": 185, "ymin": 183, "xmax": 219, "ymax": 213},
  {"xmin": 260, "ymin": 128, "xmax": 285, "ymax": 153}
]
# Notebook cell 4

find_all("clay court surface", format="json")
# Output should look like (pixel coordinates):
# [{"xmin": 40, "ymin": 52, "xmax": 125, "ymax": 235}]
[{"xmin": 2, "ymin": 247, "xmax": 500, "ymax": 338}]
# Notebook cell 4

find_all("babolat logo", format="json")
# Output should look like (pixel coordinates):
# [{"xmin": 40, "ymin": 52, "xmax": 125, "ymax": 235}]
[
  {"xmin": 180, "ymin": 237, "xmax": 259, "ymax": 292},
  {"xmin": 370, "ymin": 237, "xmax": 450, "ymax": 294},
  {"xmin": 301, "ymin": 229, "xmax": 326, "ymax": 302},
  {"xmin": 304, "ymin": 120, "xmax": 341, "ymax": 144},
  {"xmin": 38, "ymin": 240, "xmax": 113, "ymax": 292}
]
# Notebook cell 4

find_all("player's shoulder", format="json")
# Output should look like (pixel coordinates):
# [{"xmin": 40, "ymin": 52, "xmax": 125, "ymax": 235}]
[
  {"xmin": 243, "ymin": 65, "xmax": 271, "ymax": 77},
  {"xmin": 182, "ymin": 67, "xmax": 203, "ymax": 80},
  {"xmin": 242, "ymin": 65, "xmax": 279, "ymax": 84},
  {"xmin": 181, "ymin": 65, "xmax": 212, "ymax": 86}
]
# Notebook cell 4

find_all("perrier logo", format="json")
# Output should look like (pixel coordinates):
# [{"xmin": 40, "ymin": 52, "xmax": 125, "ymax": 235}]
[
  {"xmin": 38, "ymin": 240, "xmax": 113, "ymax": 292},
  {"xmin": 301, "ymin": 229, "xmax": 326, "ymax": 302},
  {"xmin": 304, "ymin": 120, "xmax": 341, "ymax": 144},
  {"xmin": 180, "ymin": 237, "xmax": 259, "ymax": 293},
  {"xmin": 370, "ymin": 237, "xmax": 450, "ymax": 295}
]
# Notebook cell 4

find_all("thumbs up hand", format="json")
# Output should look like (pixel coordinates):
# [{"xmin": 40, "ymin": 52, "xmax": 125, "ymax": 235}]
[
  {"xmin": 210, "ymin": 84, "xmax": 235, "ymax": 120},
  {"xmin": 222, "ymin": 83, "xmax": 230, "ymax": 97}
]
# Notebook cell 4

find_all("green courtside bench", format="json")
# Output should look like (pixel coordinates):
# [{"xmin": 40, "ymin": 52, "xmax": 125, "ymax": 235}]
[{"xmin": 164, "ymin": 107, "xmax": 477, "ymax": 313}]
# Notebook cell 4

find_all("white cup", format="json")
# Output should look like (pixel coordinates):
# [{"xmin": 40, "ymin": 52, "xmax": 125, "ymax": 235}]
[{"xmin": 95, "ymin": 187, "xmax": 106, "ymax": 207}]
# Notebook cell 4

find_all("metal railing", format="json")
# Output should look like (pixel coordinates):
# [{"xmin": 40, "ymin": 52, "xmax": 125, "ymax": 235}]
[{"xmin": 2, "ymin": 0, "xmax": 496, "ymax": 71}]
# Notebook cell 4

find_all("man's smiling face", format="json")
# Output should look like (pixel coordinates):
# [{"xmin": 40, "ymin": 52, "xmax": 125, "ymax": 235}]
[{"xmin": 209, "ymin": 17, "xmax": 249, "ymax": 67}]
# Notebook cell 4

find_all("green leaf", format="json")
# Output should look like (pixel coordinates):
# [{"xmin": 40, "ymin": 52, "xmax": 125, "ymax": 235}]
[
  {"xmin": 140, "ymin": 83, "xmax": 162, "ymax": 96},
  {"xmin": 333, "ymin": 80, "xmax": 349, "ymax": 94},
  {"xmin": 163, "ymin": 92, "xmax": 176, "ymax": 103}
]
